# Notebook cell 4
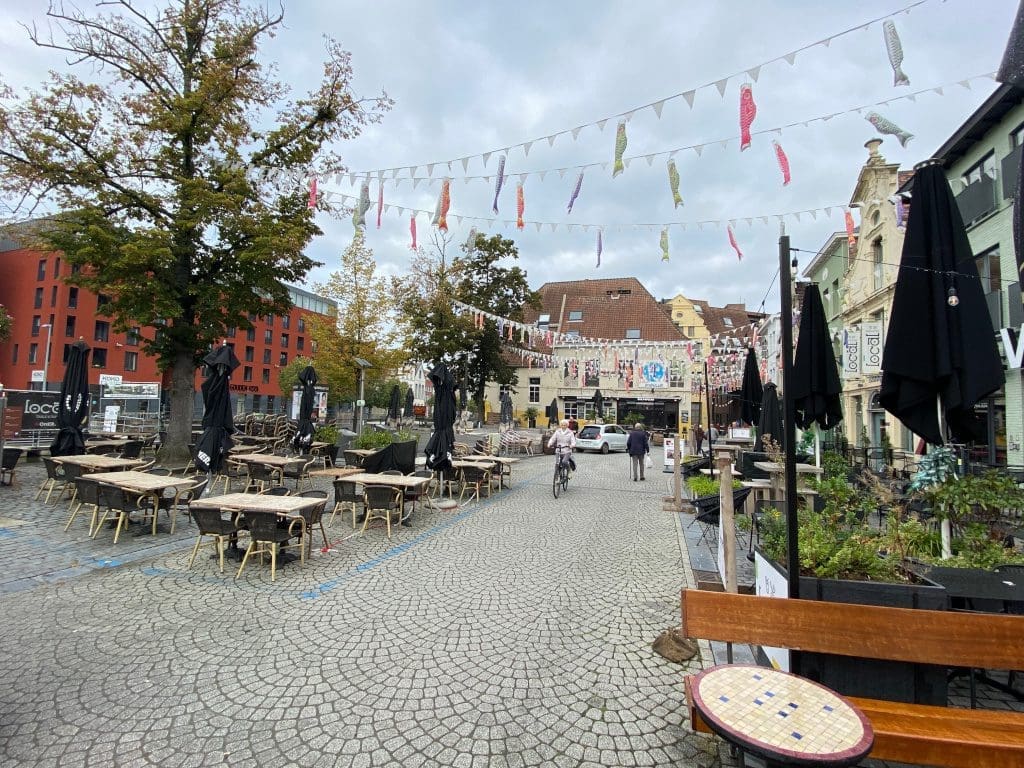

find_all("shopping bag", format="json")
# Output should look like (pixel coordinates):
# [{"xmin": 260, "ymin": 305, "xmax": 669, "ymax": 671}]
[{"xmin": 644, "ymin": 454, "xmax": 653, "ymax": 469}]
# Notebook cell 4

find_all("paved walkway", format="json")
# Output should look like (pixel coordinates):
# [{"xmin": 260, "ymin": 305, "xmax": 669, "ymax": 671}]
[{"xmin": 0, "ymin": 452, "xmax": 726, "ymax": 767}]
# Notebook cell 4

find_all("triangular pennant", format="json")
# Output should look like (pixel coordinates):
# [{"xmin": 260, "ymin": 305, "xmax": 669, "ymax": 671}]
[
  {"xmin": 547, "ymin": 134, "xmax": 557, "ymax": 147},
  {"xmin": 600, "ymin": 161, "xmax": 608, "ymax": 171},
  {"xmin": 645, "ymin": 154, "xmax": 655, "ymax": 166},
  {"xmin": 652, "ymin": 100, "xmax": 666, "ymax": 118},
  {"xmin": 824, "ymin": 206, "xmax": 832, "ymax": 217},
  {"xmin": 349, "ymin": 174, "xmax": 358, "ymax": 187},
  {"xmin": 482, "ymin": 152, "xmax": 492, "ymax": 167},
  {"xmin": 693, "ymin": 145, "xmax": 704, "ymax": 157},
  {"xmin": 518, "ymin": 173, "xmax": 528, "ymax": 184},
  {"xmin": 932, "ymin": 86, "xmax": 944, "ymax": 96},
  {"xmin": 809, "ymin": 210, "xmax": 817, "ymax": 220},
  {"xmin": 745, "ymin": 217, "xmax": 753, "ymax": 226},
  {"xmin": 426, "ymin": 163, "xmax": 435, "ymax": 177},
  {"xmin": 623, "ymin": 110, "xmax": 635, "ymax": 121},
  {"xmin": 534, "ymin": 222, "xmax": 542, "ymax": 232},
  {"xmin": 522, "ymin": 141, "xmax": 533, "ymax": 157},
  {"xmin": 558, "ymin": 168, "xmax": 567, "ymax": 179},
  {"xmin": 409, "ymin": 166, "xmax": 417, "ymax": 178},
  {"xmin": 784, "ymin": 52, "xmax": 796, "ymax": 65},
  {"xmin": 447, "ymin": 161, "xmax": 452, "ymax": 172},
  {"xmin": 461, "ymin": 157, "xmax": 470, "ymax": 172},
  {"xmin": 571, "ymin": 126, "xmax": 582, "ymax": 141},
  {"xmin": 821, "ymin": 36, "xmax": 831, "ymax": 48},
  {"xmin": 959, "ymin": 79, "xmax": 972, "ymax": 90},
  {"xmin": 596, "ymin": 119, "xmax": 608, "ymax": 131},
  {"xmin": 747, "ymin": 66, "xmax": 761, "ymax": 82},
  {"xmin": 412, "ymin": 178, "xmax": 421, "ymax": 189},
  {"xmin": 907, "ymin": 94, "xmax": 916, "ymax": 102},
  {"xmin": 623, "ymin": 157, "xmax": 632, "ymax": 169},
  {"xmin": 392, "ymin": 168, "xmax": 400, "ymax": 178},
  {"xmin": 714, "ymin": 77, "xmax": 729, "ymax": 96},
  {"xmin": 549, "ymin": 223, "xmax": 557, "ymax": 233},
  {"xmin": 760, "ymin": 216, "xmax": 769, "ymax": 225},
  {"xmin": 683, "ymin": 90, "xmax": 696, "ymax": 108}
]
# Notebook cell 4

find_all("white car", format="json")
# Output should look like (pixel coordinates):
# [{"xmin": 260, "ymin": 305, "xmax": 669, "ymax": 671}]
[{"xmin": 576, "ymin": 423, "xmax": 629, "ymax": 453}]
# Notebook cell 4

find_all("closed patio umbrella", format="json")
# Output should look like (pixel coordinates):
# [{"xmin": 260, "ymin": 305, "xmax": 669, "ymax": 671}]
[
  {"xmin": 998, "ymin": 4, "xmax": 1024, "ymax": 277},
  {"xmin": 403, "ymin": 388, "xmax": 415, "ymax": 419},
  {"xmin": 592, "ymin": 389, "xmax": 604, "ymax": 420},
  {"xmin": 738, "ymin": 348, "xmax": 763, "ymax": 426},
  {"xmin": 792, "ymin": 285, "xmax": 843, "ymax": 433},
  {"xmin": 424, "ymin": 361, "xmax": 456, "ymax": 473},
  {"xmin": 500, "ymin": 391, "xmax": 513, "ymax": 425},
  {"xmin": 50, "ymin": 340, "xmax": 90, "ymax": 456},
  {"xmin": 880, "ymin": 161, "xmax": 1004, "ymax": 447},
  {"xmin": 547, "ymin": 397, "xmax": 558, "ymax": 428},
  {"xmin": 387, "ymin": 384, "xmax": 401, "ymax": 425},
  {"xmin": 754, "ymin": 383, "xmax": 783, "ymax": 453},
  {"xmin": 195, "ymin": 343, "xmax": 239, "ymax": 477},
  {"xmin": 291, "ymin": 365, "xmax": 317, "ymax": 451}
]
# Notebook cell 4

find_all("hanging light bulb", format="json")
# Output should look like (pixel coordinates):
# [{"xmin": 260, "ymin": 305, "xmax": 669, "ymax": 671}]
[{"xmin": 947, "ymin": 287, "xmax": 960, "ymax": 307}]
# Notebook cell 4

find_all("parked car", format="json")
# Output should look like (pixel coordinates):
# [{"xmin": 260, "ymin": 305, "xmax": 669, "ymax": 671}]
[{"xmin": 576, "ymin": 423, "xmax": 629, "ymax": 453}]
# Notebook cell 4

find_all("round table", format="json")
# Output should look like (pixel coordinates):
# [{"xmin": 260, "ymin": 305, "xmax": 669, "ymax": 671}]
[{"xmin": 690, "ymin": 664, "xmax": 873, "ymax": 767}]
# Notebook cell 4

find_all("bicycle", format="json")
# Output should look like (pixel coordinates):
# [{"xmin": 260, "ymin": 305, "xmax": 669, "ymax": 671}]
[{"xmin": 552, "ymin": 447, "xmax": 572, "ymax": 498}]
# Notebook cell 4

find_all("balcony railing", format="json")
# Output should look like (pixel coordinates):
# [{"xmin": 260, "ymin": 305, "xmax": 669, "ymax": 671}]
[
  {"xmin": 955, "ymin": 174, "xmax": 998, "ymax": 225},
  {"xmin": 1002, "ymin": 145, "xmax": 1021, "ymax": 200}
]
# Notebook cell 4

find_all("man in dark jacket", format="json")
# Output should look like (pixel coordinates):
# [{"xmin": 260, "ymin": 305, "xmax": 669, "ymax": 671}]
[{"xmin": 626, "ymin": 422, "xmax": 650, "ymax": 481}]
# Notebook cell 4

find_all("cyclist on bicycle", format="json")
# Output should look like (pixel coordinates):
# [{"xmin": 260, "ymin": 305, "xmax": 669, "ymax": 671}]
[{"xmin": 547, "ymin": 419, "xmax": 577, "ymax": 471}]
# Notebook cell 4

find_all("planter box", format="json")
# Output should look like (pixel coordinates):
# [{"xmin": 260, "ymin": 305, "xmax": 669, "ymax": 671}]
[{"xmin": 753, "ymin": 548, "xmax": 948, "ymax": 705}]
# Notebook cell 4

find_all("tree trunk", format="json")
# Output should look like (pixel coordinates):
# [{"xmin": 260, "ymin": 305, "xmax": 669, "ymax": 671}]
[{"xmin": 157, "ymin": 350, "xmax": 197, "ymax": 467}]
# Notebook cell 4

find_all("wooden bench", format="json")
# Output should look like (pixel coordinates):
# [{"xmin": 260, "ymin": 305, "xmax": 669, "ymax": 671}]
[{"xmin": 680, "ymin": 588, "xmax": 1024, "ymax": 768}]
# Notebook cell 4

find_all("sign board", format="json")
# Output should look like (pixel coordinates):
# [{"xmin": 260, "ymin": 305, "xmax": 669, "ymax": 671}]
[
  {"xmin": 290, "ymin": 386, "xmax": 329, "ymax": 422},
  {"xmin": 638, "ymin": 361, "xmax": 668, "ymax": 388},
  {"xmin": 0, "ymin": 390, "xmax": 61, "ymax": 438},
  {"xmin": 842, "ymin": 326, "xmax": 861, "ymax": 378},
  {"xmin": 98, "ymin": 374, "xmax": 123, "ymax": 387},
  {"xmin": 103, "ymin": 405, "xmax": 121, "ymax": 433},
  {"xmin": 753, "ymin": 549, "xmax": 791, "ymax": 671},
  {"xmin": 728, "ymin": 427, "xmax": 751, "ymax": 440},
  {"xmin": 663, "ymin": 436, "xmax": 686, "ymax": 469},
  {"xmin": 30, "ymin": 370, "xmax": 44, "ymax": 383},
  {"xmin": 860, "ymin": 321, "xmax": 883, "ymax": 375},
  {"xmin": 102, "ymin": 381, "xmax": 159, "ymax": 399}
]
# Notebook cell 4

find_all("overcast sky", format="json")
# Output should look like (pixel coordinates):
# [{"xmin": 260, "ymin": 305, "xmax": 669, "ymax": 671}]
[{"xmin": 0, "ymin": 0, "xmax": 1017, "ymax": 316}]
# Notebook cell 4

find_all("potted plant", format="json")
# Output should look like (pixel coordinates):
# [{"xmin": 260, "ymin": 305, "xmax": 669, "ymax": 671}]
[
  {"xmin": 686, "ymin": 474, "xmax": 750, "ymax": 517},
  {"xmin": 524, "ymin": 406, "xmax": 539, "ymax": 429},
  {"xmin": 313, "ymin": 422, "xmax": 341, "ymax": 465}
]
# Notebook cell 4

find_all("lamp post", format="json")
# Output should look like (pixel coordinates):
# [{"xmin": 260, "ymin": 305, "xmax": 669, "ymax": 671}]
[{"xmin": 40, "ymin": 323, "xmax": 52, "ymax": 391}]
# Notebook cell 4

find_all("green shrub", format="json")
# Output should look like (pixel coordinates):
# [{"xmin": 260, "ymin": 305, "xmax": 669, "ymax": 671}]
[
  {"xmin": 353, "ymin": 429, "xmax": 393, "ymax": 449},
  {"xmin": 686, "ymin": 474, "xmax": 741, "ymax": 498}
]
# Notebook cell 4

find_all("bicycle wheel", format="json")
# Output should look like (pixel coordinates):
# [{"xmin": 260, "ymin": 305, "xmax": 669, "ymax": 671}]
[
  {"xmin": 553, "ymin": 465, "xmax": 561, "ymax": 498},
  {"xmin": 561, "ymin": 465, "xmax": 569, "ymax": 492}
]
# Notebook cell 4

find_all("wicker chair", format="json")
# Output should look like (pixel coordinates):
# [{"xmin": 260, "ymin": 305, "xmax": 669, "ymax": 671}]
[
  {"xmin": 296, "ymin": 490, "xmax": 330, "ymax": 555},
  {"xmin": 361, "ymin": 485, "xmax": 403, "ymax": 539},
  {"xmin": 0, "ymin": 447, "xmax": 21, "ymax": 486},
  {"xmin": 65, "ymin": 477, "xmax": 102, "ymax": 535},
  {"xmin": 92, "ymin": 484, "xmax": 141, "ymax": 544},
  {"xmin": 331, "ymin": 479, "xmax": 363, "ymax": 528},
  {"xmin": 188, "ymin": 507, "xmax": 244, "ymax": 574},
  {"xmin": 235, "ymin": 510, "xmax": 303, "ymax": 581},
  {"xmin": 459, "ymin": 465, "xmax": 491, "ymax": 503},
  {"xmin": 35, "ymin": 458, "xmax": 68, "ymax": 504}
]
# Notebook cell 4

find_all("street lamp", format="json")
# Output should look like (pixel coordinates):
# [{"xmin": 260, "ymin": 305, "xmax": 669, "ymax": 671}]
[{"xmin": 40, "ymin": 323, "xmax": 52, "ymax": 392}]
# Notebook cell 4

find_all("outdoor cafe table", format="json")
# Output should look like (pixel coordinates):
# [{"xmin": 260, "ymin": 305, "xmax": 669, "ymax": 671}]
[
  {"xmin": 190, "ymin": 492, "xmax": 319, "ymax": 540},
  {"xmin": 343, "ymin": 472, "xmax": 432, "ymax": 507},
  {"xmin": 83, "ymin": 470, "xmax": 195, "ymax": 536},
  {"xmin": 231, "ymin": 453, "xmax": 296, "ymax": 467},
  {"xmin": 689, "ymin": 664, "xmax": 873, "ymax": 768},
  {"xmin": 755, "ymin": 461, "xmax": 823, "ymax": 505},
  {"xmin": 84, "ymin": 439, "xmax": 130, "ymax": 454},
  {"xmin": 307, "ymin": 465, "xmax": 363, "ymax": 479},
  {"xmin": 53, "ymin": 454, "xmax": 145, "ymax": 472},
  {"xmin": 457, "ymin": 455, "xmax": 520, "ymax": 488}
]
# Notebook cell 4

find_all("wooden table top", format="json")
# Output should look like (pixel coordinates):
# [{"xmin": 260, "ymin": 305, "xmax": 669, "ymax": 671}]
[
  {"xmin": 690, "ymin": 664, "xmax": 873, "ymax": 766},
  {"xmin": 231, "ymin": 453, "xmax": 297, "ymax": 467},
  {"xmin": 84, "ymin": 471, "xmax": 194, "ymax": 492},
  {"xmin": 460, "ymin": 455, "xmax": 520, "ymax": 465},
  {"xmin": 308, "ymin": 466, "xmax": 363, "ymax": 479},
  {"xmin": 344, "ymin": 473, "xmax": 432, "ymax": 489},
  {"xmin": 53, "ymin": 455, "xmax": 145, "ymax": 470},
  {"xmin": 190, "ymin": 492, "xmax": 322, "ymax": 514},
  {"xmin": 754, "ymin": 461, "xmax": 824, "ymax": 475},
  {"xmin": 344, "ymin": 448, "xmax": 379, "ymax": 457}
]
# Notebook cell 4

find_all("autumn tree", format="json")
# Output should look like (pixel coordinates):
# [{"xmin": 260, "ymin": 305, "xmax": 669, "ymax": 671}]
[
  {"xmin": 0, "ymin": 1, "xmax": 391, "ymax": 462},
  {"xmin": 311, "ymin": 229, "xmax": 402, "ymax": 419}
]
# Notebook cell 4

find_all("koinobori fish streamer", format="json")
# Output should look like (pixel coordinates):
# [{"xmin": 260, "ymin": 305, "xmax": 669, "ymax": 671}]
[
  {"xmin": 667, "ymin": 159, "xmax": 683, "ymax": 208},
  {"xmin": 409, "ymin": 215, "xmax": 417, "ymax": 250},
  {"xmin": 739, "ymin": 84, "xmax": 757, "ymax": 151},
  {"xmin": 865, "ymin": 111, "xmax": 913, "ymax": 147},
  {"xmin": 659, "ymin": 228, "xmax": 670, "ymax": 262},
  {"xmin": 516, "ymin": 183, "xmax": 525, "ymax": 230},
  {"xmin": 352, "ymin": 180, "xmax": 371, "ymax": 229},
  {"xmin": 773, "ymin": 141, "xmax": 791, "ymax": 186},
  {"xmin": 727, "ymin": 226, "xmax": 743, "ymax": 260},
  {"xmin": 883, "ymin": 20, "xmax": 910, "ymax": 87},
  {"xmin": 492, "ymin": 154, "xmax": 506, "ymax": 214},
  {"xmin": 432, "ymin": 179, "xmax": 451, "ymax": 231},
  {"xmin": 613, "ymin": 121, "xmax": 628, "ymax": 177},
  {"xmin": 567, "ymin": 170, "xmax": 584, "ymax": 213},
  {"xmin": 845, "ymin": 208, "xmax": 857, "ymax": 246}
]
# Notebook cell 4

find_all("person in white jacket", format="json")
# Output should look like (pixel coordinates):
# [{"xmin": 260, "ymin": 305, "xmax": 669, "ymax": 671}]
[{"xmin": 547, "ymin": 419, "xmax": 577, "ymax": 471}]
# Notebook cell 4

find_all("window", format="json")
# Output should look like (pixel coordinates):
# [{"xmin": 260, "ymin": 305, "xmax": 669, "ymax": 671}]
[
  {"xmin": 537, "ymin": 313, "xmax": 550, "ymax": 328},
  {"xmin": 563, "ymin": 401, "xmax": 578, "ymax": 419},
  {"xmin": 124, "ymin": 351, "xmax": 138, "ymax": 372},
  {"xmin": 568, "ymin": 310, "xmax": 583, "ymax": 322},
  {"xmin": 263, "ymin": 349, "xmax": 271, "ymax": 364},
  {"xmin": 245, "ymin": 346, "xmax": 254, "ymax": 362},
  {"xmin": 262, "ymin": 368, "xmax": 270, "ymax": 384},
  {"xmin": 693, "ymin": 305, "xmax": 703, "ymax": 314},
  {"xmin": 1012, "ymin": 122, "xmax": 1024, "ymax": 148},
  {"xmin": 280, "ymin": 333, "xmax": 289, "ymax": 348},
  {"xmin": 298, "ymin": 317, "xmax": 306, "ymax": 333},
  {"xmin": 625, "ymin": 329, "xmax": 641, "ymax": 339},
  {"xmin": 65, "ymin": 317, "xmax": 75, "ymax": 337},
  {"xmin": 127, "ymin": 327, "xmax": 140, "ymax": 346},
  {"xmin": 265, "ymin": 314, "xmax": 274, "ymax": 327},
  {"xmin": 296, "ymin": 336, "xmax": 305, "ymax": 351},
  {"xmin": 264, "ymin": 329, "xmax": 272, "ymax": 345},
  {"xmin": 92, "ymin": 348, "xmax": 107, "ymax": 368},
  {"xmin": 564, "ymin": 330, "xmax": 580, "ymax": 339},
  {"xmin": 11, "ymin": 344, "xmax": 17, "ymax": 364},
  {"xmin": 246, "ymin": 327, "xmax": 256, "ymax": 342},
  {"xmin": 50, "ymin": 285, "xmax": 57, "ymax": 307},
  {"xmin": 310, "ymin": 340, "xmax": 318, "ymax": 354},
  {"xmin": 976, "ymin": 246, "xmax": 1001, "ymax": 293},
  {"xmin": 31, "ymin": 316, "xmax": 40, "ymax": 337},
  {"xmin": 53, "ymin": 257, "xmax": 60, "ymax": 278},
  {"xmin": 226, "ymin": 326, "xmax": 236, "ymax": 338},
  {"xmin": 266, "ymin": 396, "xmax": 275, "ymax": 413},
  {"xmin": 962, "ymin": 152, "xmax": 997, "ymax": 185},
  {"xmin": 243, "ymin": 366, "xmax": 253, "ymax": 382},
  {"xmin": 67, "ymin": 287, "xmax": 78, "ymax": 308},
  {"xmin": 34, "ymin": 287, "xmax": 43, "ymax": 309},
  {"xmin": 822, "ymin": 287, "xmax": 830, "ymax": 310},
  {"xmin": 37, "ymin": 259, "xmax": 46, "ymax": 280},
  {"xmin": 832, "ymin": 279, "xmax": 840, "ymax": 312},
  {"xmin": 871, "ymin": 210, "xmax": 880, "ymax": 226},
  {"xmin": 71, "ymin": 263, "xmax": 80, "ymax": 275},
  {"xmin": 97, "ymin": 293, "xmax": 112, "ymax": 313},
  {"xmin": 62, "ymin": 343, "xmax": 71, "ymax": 363},
  {"xmin": 529, "ymin": 377, "xmax": 540, "ymax": 403},
  {"xmin": 28, "ymin": 343, "xmax": 38, "ymax": 364},
  {"xmin": 723, "ymin": 317, "xmax": 734, "ymax": 327},
  {"xmin": 686, "ymin": 326, "xmax": 695, "ymax": 336},
  {"xmin": 278, "ymin": 351, "xmax": 288, "ymax": 367},
  {"xmin": 872, "ymin": 237, "xmax": 884, "ymax": 292},
  {"xmin": 281, "ymin": 315, "xmax": 290, "ymax": 330},
  {"xmin": 94, "ymin": 321, "xmax": 109, "ymax": 342}
]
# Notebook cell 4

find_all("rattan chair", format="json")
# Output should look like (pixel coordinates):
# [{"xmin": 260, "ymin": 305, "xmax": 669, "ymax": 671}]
[
  {"xmin": 282, "ymin": 455, "xmax": 317, "ymax": 492},
  {"xmin": 458, "ymin": 465, "xmax": 491, "ymax": 503},
  {"xmin": 243, "ymin": 462, "xmax": 283, "ymax": 493},
  {"xmin": 188, "ymin": 507, "xmax": 244, "ymax": 574},
  {"xmin": 235, "ymin": 510, "xmax": 304, "ymax": 581},
  {"xmin": 296, "ymin": 490, "xmax": 330, "ymax": 555},
  {"xmin": 0, "ymin": 447, "xmax": 21, "ymax": 486},
  {"xmin": 65, "ymin": 477, "xmax": 102, "ymax": 535},
  {"xmin": 259, "ymin": 486, "xmax": 291, "ymax": 497},
  {"xmin": 92, "ymin": 484, "xmax": 140, "ymax": 544},
  {"xmin": 330, "ymin": 479, "xmax": 363, "ymax": 528},
  {"xmin": 35, "ymin": 457, "xmax": 68, "ymax": 504},
  {"xmin": 361, "ymin": 485, "xmax": 403, "ymax": 539}
]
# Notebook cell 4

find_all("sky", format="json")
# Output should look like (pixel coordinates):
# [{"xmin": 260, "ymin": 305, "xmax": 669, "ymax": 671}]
[{"xmin": 0, "ymin": 0, "xmax": 1018, "ymax": 318}]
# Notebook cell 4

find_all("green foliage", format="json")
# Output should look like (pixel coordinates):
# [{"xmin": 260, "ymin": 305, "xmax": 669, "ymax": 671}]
[
  {"xmin": 278, "ymin": 356, "xmax": 316, "ymax": 400},
  {"xmin": 821, "ymin": 451, "xmax": 848, "ymax": 480},
  {"xmin": 353, "ymin": 429, "xmax": 393, "ymax": 449},
  {"xmin": 0, "ymin": 304, "xmax": 12, "ymax": 344},
  {"xmin": 686, "ymin": 475, "xmax": 742, "ymax": 498},
  {"xmin": 620, "ymin": 412, "xmax": 643, "ymax": 428},
  {"xmin": 314, "ymin": 423, "xmax": 339, "ymax": 444},
  {"xmin": 917, "ymin": 470, "xmax": 1024, "ymax": 532},
  {"xmin": 524, "ymin": 406, "xmax": 539, "ymax": 420},
  {"xmin": 908, "ymin": 445, "xmax": 958, "ymax": 492}
]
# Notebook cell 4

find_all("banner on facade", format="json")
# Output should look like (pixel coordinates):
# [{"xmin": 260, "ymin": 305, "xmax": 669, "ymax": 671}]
[
  {"xmin": 842, "ymin": 326, "xmax": 861, "ymax": 378},
  {"xmin": 860, "ymin": 321, "xmax": 883, "ymax": 375},
  {"xmin": 639, "ymin": 360, "xmax": 668, "ymax": 388}
]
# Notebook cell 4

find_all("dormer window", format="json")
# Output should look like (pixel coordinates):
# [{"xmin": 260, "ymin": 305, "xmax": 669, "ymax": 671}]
[
  {"xmin": 537, "ymin": 313, "xmax": 550, "ymax": 329},
  {"xmin": 723, "ymin": 317, "xmax": 734, "ymax": 327},
  {"xmin": 568, "ymin": 310, "xmax": 583, "ymax": 322},
  {"xmin": 625, "ymin": 329, "xmax": 641, "ymax": 339},
  {"xmin": 693, "ymin": 305, "xmax": 703, "ymax": 314}
]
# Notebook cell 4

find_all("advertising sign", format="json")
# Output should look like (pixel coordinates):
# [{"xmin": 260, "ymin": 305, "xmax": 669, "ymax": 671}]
[
  {"xmin": 0, "ymin": 390, "xmax": 62, "ymax": 439},
  {"xmin": 639, "ymin": 360, "xmax": 668, "ymax": 388},
  {"xmin": 103, "ymin": 381, "xmax": 159, "ymax": 399},
  {"xmin": 842, "ymin": 326, "xmax": 861, "ymax": 378},
  {"xmin": 860, "ymin": 321, "xmax": 883, "ymax": 375}
]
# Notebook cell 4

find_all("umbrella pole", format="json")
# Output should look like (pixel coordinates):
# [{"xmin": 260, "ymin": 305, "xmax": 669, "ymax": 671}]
[
  {"xmin": 936, "ymin": 395, "xmax": 954, "ymax": 558},
  {"xmin": 779, "ymin": 232, "xmax": 801, "ymax": 602}
]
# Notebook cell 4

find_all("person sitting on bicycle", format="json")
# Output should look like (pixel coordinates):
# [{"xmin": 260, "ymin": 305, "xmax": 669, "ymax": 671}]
[{"xmin": 547, "ymin": 419, "xmax": 577, "ymax": 471}]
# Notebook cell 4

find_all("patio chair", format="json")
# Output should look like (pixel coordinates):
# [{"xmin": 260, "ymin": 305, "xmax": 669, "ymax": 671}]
[
  {"xmin": 296, "ymin": 490, "xmax": 330, "ymax": 555},
  {"xmin": 402, "ymin": 470, "xmax": 434, "ymax": 516},
  {"xmin": 243, "ymin": 462, "xmax": 283, "ymax": 493},
  {"xmin": 259, "ymin": 486, "xmax": 291, "ymax": 497},
  {"xmin": 282, "ymin": 455, "xmax": 317, "ymax": 492},
  {"xmin": 458, "ymin": 465, "xmax": 491, "ymax": 503},
  {"xmin": 188, "ymin": 507, "xmax": 244, "ymax": 574},
  {"xmin": 213, "ymin": 458, "xmax": 246, "ymax": 494},
  {"xmin": 118, "ymin": 440, "xmax": 144, "ymax": 459},
  {"xmin": 92, "ymin": 484, "xmax": 141, "ymax": 544},
  {"xmin": 86, "ymin": 443, "xmax": 120, "ymax": 455},
  {"xmin": 342, "ymin": 450, "xmax": 364, "ymax": 468},
  {"xmin": 361, "ymin": 485, "xmax": 403, "ymax": 540},
  {"xmin": 235, "ymin": 510, "xmax": 304, "ymax": 582},
  {"xmin": 65, "ymin": 477, "xmax": 102, "ymax": 535},
  {"xmin": 35, "ymin": 458, "xmax": 67, "ymax": 504},
  {"xmin": 0, "ymin": 447, "xmax": 21, "ymax": 486},
  {"xmin": 330, "ymin": 479, "xmax": 363, "ymax": 528}
]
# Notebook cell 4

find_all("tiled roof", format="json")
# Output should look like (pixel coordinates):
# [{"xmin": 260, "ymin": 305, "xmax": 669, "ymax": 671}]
[
  {"xmin": 524, "ymin": 278, "xmax": 687, "ymax": 346},
  {"xmin": 688, "ymin": 299, "xmax": 764, "ymax": 343}
]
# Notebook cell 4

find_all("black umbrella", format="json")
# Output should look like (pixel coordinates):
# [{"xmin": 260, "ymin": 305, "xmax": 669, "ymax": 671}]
[
  {"xmin": 547, "ymin": 397, "xmax": 558, "ymax": 428},
  {"xmin": 880, "ymin": 161, "xmax": 1004, "ymax": 445},
  {"xmin": 500, "ymin": 391, "xmax": 513, "ymax": 424},
  {"xmin": 791, "ymin": 284, "xmax": 843, "ymax": 432},
  {"xmin": 592, "ymin": 389, "xmax": 604, "ymax": 420},
  {"xmin": 998, "ymin": 2, "xmax": 1024, "ymax": 278},
  {"xmin": 291, "ymin": 365, "xmax": 317, "ymax": 451},
  {"xmin": 738, "ymin": 348, "xmax": 763, "ymax": 426},
  {"xmin": 754, "ymin": 383, "xmax": 783, "ymax": 453},
  {"xmin": 387, "ymin": 384, "xmax": 401, "ymax": 424},
  {"xmin": 50, "ymin": 340, "xmax": 91, "ymax": 456},
  {"xmin": 195, "ymin": 343, "xmax": 239, "ymax": 475},
  {"xmin": 403, "ymin": 388, "xmax": 415, "ymax": 418},
  {"xmin": 424, "ymin": 361, "xmax": 456, "ymax": 472}
]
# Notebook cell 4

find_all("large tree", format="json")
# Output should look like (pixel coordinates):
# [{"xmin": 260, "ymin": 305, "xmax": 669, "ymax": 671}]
[{"xmin": 0, "ymin": 1, "xmax": 391, "ymax": 462}]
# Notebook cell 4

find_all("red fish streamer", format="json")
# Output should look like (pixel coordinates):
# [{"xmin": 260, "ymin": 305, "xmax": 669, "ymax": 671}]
[
  {"xmin": 409, "ymin": 215, "xmax": 417, "ymax": 250},
  {"xmin": 433, "ymin": 179, "xmax": 451, "ymax": 231},
  {"xmin": 307, "ymin": 176, "xmax": 317, "ymax": 209},
  {"xmin": 844, "ymin": 208, "xmax": 857, "ymax": 246},
  {"xmin": 739, "ymin": 84, "xmax": 757, "ymax": 151},
  {"xmin": 376, "ymin": 180, "xmax": 384, "ymax": 228},
  {"xmin": 773, "ymin": 140, "xmax": 791, "ymax": 186},
  {"xmin": 516, "ymin": 183, "xmax": 525, "ymax": 230},
  {"xmin": 727, "ymin": 226, "xmax": 743, "ymax": 260}
]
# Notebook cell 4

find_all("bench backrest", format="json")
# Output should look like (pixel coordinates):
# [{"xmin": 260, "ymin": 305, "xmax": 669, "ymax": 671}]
[{"xmin": 681, "ymin": 587, "xmax": 1024, "ymax": 671}]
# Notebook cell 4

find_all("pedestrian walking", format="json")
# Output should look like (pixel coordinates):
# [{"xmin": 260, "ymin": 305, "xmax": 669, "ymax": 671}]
[
  {"xmin": 694, "ymin": 424, "xmax": 705, "ymax": 455},
  {"xmin": 627, "ymin": 422, "xmax": 650, "ymax": 481}
]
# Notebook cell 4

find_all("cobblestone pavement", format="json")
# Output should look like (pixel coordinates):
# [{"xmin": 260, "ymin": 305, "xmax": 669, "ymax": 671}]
[{"xmin": 0, "ymin": 453, "xmax": 727, "ymax": 767}]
